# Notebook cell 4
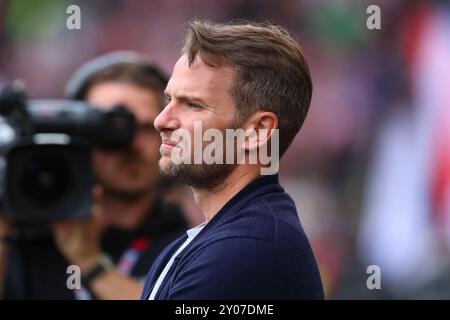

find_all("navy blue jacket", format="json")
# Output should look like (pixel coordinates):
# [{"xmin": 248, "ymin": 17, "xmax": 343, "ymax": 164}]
[{"xmin": 141, "ymin": 174, "xmax": 324, "ymax": 300}]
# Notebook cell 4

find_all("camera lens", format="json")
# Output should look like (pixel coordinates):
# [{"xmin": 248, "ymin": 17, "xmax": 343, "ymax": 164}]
[
  {"xmin": 19, "ymin": 152, "xmax": 71, "ymax": 206},
  {"xmin": 5, "ymin": 144, "xmax": 93, "ymax": 223}
]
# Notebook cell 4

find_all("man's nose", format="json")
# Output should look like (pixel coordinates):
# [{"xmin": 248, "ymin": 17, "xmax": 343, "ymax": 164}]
[{"xmin": 154, "ymin": 102, "xmax": 180, "ymax": 132}]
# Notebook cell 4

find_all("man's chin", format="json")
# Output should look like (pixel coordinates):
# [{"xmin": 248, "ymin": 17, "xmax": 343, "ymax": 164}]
[
  {"xmin": 158, "ymin": 158, "xmax": 236, "ymax": 191},
  {"xmin": 158, "ymin": 156, "xmax": 175, "ymax": 175}
]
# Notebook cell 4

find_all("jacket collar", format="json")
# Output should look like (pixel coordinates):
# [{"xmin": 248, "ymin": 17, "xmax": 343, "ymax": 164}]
[{"xmin": 196, "ymin": 173, "xmax": 282, "ymax": 237}]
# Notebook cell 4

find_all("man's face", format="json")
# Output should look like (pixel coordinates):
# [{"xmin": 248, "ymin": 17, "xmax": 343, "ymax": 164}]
[
  {"xmin": 154, "ymin": 54, "xmax": 238, "ymax": 190},
  {"xmin": 87, "ymin": 82, "xmax": 161, "ymax": 197}
]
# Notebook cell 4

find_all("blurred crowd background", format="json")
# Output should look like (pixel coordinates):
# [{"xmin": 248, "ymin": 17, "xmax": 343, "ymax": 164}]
[{"xmin": 1, "ymin": 0, "xmax": 450, "ymax": 299}]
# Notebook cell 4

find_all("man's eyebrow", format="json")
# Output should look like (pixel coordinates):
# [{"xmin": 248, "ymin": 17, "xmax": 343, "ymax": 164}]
[{"xmin": 164, "ymin": 91, "xmax": 211, "ymax": 108}]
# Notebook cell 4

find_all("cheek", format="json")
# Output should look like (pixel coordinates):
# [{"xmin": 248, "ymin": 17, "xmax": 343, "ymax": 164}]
[
  {"xmin": 141, "ymin": 136, "xmax": 162, "ymax": 159},
  {"xmin": 92, "ymin": 151, "xmax": 117, "ymax": 171}
]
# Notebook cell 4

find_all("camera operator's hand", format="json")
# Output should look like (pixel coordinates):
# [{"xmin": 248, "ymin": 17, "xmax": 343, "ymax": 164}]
[
  {"xmin": 52, "ymin": 185, "xmax": 143, "ymax": 300},
  {"xmin": 52, "ymin": 185, "xmax": 106, "ymax": 272}
]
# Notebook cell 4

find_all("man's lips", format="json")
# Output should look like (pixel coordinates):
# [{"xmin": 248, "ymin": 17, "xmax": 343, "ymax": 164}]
[
  {"xmin": 160, "ymin": 139, "xmax": 177, "ymax": 154},
  {"xmin": 161, "ymin": 139, "xmax": 177, "ymax": 147}
]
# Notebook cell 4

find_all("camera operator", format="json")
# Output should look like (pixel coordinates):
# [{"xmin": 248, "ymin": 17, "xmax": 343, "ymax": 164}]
[{"xmin": 1, "ymin": 51, "xmax": 187, "ymax": 299}]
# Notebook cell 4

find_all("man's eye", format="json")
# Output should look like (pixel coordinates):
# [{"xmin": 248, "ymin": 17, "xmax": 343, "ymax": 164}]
[{"xmin": 189, "ymin": 103, "xmax": 201, "ymax": 109}]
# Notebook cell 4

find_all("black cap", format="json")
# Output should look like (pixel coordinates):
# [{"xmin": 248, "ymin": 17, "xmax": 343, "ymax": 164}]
[{"xmin": 64, "ymin": 51, "xmax": 168, "ymax": 100}]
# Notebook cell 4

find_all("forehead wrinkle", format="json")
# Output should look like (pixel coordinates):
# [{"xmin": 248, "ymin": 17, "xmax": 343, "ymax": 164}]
[{"xmin": 167, "ymin": 56, "xmax": 235, "ymax": 114}]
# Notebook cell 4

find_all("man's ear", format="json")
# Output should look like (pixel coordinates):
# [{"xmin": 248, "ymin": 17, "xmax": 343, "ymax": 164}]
[{"xmin": 241, "ymin": 111, "xmax": 279, "ymax": 152}]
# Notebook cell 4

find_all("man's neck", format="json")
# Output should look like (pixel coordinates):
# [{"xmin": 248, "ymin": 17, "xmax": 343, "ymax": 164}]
[
  {"xmin": 101, "ymin": 190, "xmax": 155, "ymax": 230},
  {"xmin": 192, "ymin": 166, "xmax": 261, "ymax": 222}
]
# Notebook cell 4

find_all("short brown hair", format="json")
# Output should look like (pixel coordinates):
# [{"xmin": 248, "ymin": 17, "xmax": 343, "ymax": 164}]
[{"xmin": 183, "ymin": 19, "xmax": 312, "ymax": 156}]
